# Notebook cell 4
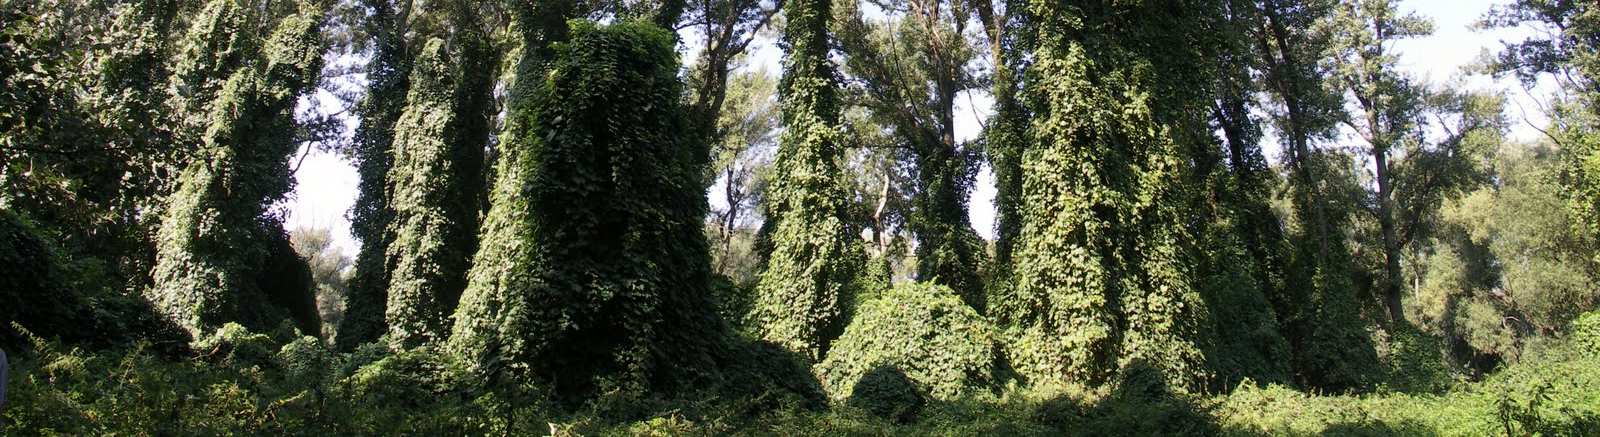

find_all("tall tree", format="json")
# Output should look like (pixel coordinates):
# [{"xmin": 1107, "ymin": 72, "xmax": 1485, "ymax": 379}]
[
  {"xmin": 146, "ymin": 0, "xmax": 328, "ymax": 337},
  {"xmin": 1007, "ymin": 0, "xmax": 1211, "ymax": 390},
  {"xmin": 1184, "ymin": 0, "xmax": 1294, "ymax": 387},
  {"xmin": 748, "ymin": 0, "xmax": 869, "ymax": 360},
  {"xmin": 340, "ymin": 0, "xmax": 414, "ymax": 351},
  {"xmin": 380, "ymin": 6, "xmax": 495, "ymax": 349},
  {"xmin": 835, "ymin": 0, "xmax": 988, "ymax": 310},
  {"xmin": 1326, "ymin": 0, "xmax": 1433, "ymax": 325},
  {"xmin": 447, "ymin": 0, "xmax": 578, "ymax": 378},
  {"xmin": 450, "ymin": 20, "xmax": 725, "ymax": 397},
  {"xmin": 1250, "ymin": 0, "xmax": 1381, "ymax": 391}
]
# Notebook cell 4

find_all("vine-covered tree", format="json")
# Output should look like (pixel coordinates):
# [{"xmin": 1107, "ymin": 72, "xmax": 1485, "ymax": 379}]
[
  {"xmin": 379, "ymin": 6, "xmax": 495, "ymax": 349},
  {"xmin": 447, "ymin": 0, "xmax": 578, "ymax": 379},
  {"xmin": 339, "ymin": 0, "xmax": 415, "ymax": 351},
  {"xmin": 749, "ymin": 0, "xmax": 871, "ymax": 360},
  {"xmin": 146, "ymin": 0, "xmax": 327, "ymax": 338},
  {"xmin": 1006, "ymin": 0, "xmax": 1209, "ymax": 390},
  {"xmin": 451, "ymin": 19, "xmax": 727, "ymax": 396}
]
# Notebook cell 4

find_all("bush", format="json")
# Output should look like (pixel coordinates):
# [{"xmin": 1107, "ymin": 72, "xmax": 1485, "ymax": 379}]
[
  {"xmin": 1378, "ymin": 326, "xmax": 1456, "ymax": 394},
  {"xmin": 194, "ymin": 323, "xmax": 278, "ymax": 369},
  {"xmin": 817, "ymin": 282, "xmax": 997, "ymax": 401},
  {"xmin": 1573, "ymin": 311, "xmax": 1600, "ymax": 358},
  {"xmin": 845, "ymin": 366, "xmax": 924, "ymax": 423}
]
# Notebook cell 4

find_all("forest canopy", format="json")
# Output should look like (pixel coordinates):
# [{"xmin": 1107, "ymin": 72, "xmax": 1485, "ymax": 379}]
[{"xmin": 1, "ymin": 0, "xmax": 1598, "ymax": 434}]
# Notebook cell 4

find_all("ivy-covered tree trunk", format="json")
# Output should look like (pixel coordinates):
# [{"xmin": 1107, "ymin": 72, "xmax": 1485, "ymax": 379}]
[
  {"xmin": 447, "ymin": 0, "xmax": 578, "ymax": 378},
  {"xmin": 1008, "ymin": 0, "xmax": 1208, "ymax": 391},
  {"xmin": 381, "ymin": 23, "xmax": 493, "ymax": 349},
  {"xmin": 975, "ymin": 0, "xmax": 1028, "ymax": 323},
  {"xmin": 146, "ymin": 1, "xmax": 326, "ymax": 338},
  {"xmin": 449, "ymin": 20, "xmax": 724, "ymax": 397},
  {"xmin": 749, "ymin": 0, "xmax": 868, "ymax": 360},
  {"xmin": 340, "ymin": 0, "xmax": 412, "ymax": 351}
]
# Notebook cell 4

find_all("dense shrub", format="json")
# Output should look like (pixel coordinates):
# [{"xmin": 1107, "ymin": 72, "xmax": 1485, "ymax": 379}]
[
  {"xmin": 845, "ymin": 366, "xmax": 924, "ymax": 423},
  {"xmin": 1575, "ymin": 311, "xmax": 1600, "ymax": 357},
  {"xmin": 1, "ymin": 210, "xmax": 188, "ymax": 353},
  {"xmin": 817, "ymin": 282, "xmax": 997, "ymax": 401}
]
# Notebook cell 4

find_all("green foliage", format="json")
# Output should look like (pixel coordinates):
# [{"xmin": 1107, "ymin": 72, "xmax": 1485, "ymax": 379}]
[
  {"xmin": 0, "ymin": 210, "xmax": 188, "ymax": 353},
  {"xmin": 381, "ymin": 27, "xmax": 493, "ymax": 348},
  {"xmin": 146, "ymin": 0, "xmax": 327, "ymax": 338},
  {"xmin": 817, "ymin": 282, "xmax": 997, "ymax": 402},
  {"xmin": 1416, "ymin": 143, "xmax": 1599, "ymax": 368},
  {"xmin": 340, "ymin": 0, "xmax": 414, "ymax": 352},
  {"xmin": 5, "ymin": 323, "xmax": 1600, "ymax": 435},
  {"xmin": 1574, "ymin": 311, "xmax": 1600, "ymax": 357},
  {"xmin": 1375, "ymin": 326, "xmax": 1455, "ymax": 394},
  {"xmin": 749, "ymin": 0, "xmax": 869, "ymax": 360},
  {"xmin": 1008, "ymin": 0, "xmax": 1210, "ymax": 391},
  {"xmin": 845, "ymin": 366, "xmax": 925, "ymax": 424},
  {"xmin": 449, "ymin": 20, "xmax": 727, "ymax": 397}
]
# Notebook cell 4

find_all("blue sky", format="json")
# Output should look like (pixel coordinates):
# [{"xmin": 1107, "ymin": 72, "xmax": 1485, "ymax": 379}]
[{"xmin": 284, "ymin": 0, "xmax": 1557, "ymax": 257}]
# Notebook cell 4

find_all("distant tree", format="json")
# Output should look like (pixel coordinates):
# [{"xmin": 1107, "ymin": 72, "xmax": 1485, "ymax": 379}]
[
  {"xmin": 709, "ymin": 68, "xmax": 781, "ymax": 284},
  {"xmin": 834, "ymin": 0, "xmax": 988, "ymax": 310},
  {"xmin": 290, "ymin": 226, "xmax": 353, "ymax": 342}
]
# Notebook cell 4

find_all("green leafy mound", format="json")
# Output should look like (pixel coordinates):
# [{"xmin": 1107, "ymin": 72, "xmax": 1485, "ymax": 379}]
[
  {"xmin": 1575, "ymin": 311, "xmax": 1600, "ymax": 358},
  {"xmin": 817, "ymin": 282, "xmax": 997, "ymax": 401},
  {"xmin": 846, "ymin": 366, "xmax": 924, "ymax": 423}
]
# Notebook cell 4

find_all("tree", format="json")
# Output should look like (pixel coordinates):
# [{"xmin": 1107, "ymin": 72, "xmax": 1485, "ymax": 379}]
[
  {"xmin": 748, "ymin": 0, "xmax": 871, "ymax": 360},
  {"xmin": 380, "ymin": 7, "xmax": 495, "ymax": 349},
  {"xmin": 451, "ymin": 19, "xmax": 728, "ymax": 397},
  {"xmin": 0, "ymin": 0, "xmax": 182, "ymax": 293},
  {"xmin": 146, "ymin": 0, "xmax": 327, "ymax": 338},
  {"xmin": 340, "ymin": 0, "xmax": 415, "ymax": 351},
  {"xmin": 1480, "ymin": 0, "xmax": 1600, "ymax": 264},
  {"xmin": 683, "ymin": 0, "xmax": 785, "ymax": 162},
  {"xmin": 290, "ymin": 226, "xmax": 353, "ymax": 341},
  {"xmin": 1007, "ymin": 0, "xmax": 1211, "ymax": 390},
  {"xmin": 709, "ymin": 68, "xmax": 781, "ymax": 284},
  {"xmin": 1325, "ymin": 0, "xmax": 1434, "ymax": 325},
  {"xmin": 1415, "ymin": 142, "xmax": 1597, "ymax": 371},
  {"xmin": 447, "ymin": 0, "xmax": 579, "ymax": 380},
  {"xmin": 834, "ymin": 0, "xmax": 988, "ymax": 310},
  {"xmin": 1191, "ymin": 0, "xmax": 1294, "ymax": 387},
  {"xmin": 1250, "ymin": 0, "xmax": 1382, "ymax": 391}
]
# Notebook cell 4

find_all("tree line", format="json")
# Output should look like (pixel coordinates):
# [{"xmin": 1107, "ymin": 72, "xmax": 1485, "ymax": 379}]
[{"xmin": 2, "ymin": 0, "xmax": 1599, "ymax": 406}]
